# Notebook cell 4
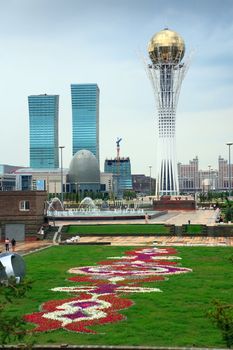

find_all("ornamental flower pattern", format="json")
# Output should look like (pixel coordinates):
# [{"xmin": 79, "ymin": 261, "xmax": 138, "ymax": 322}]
[
  {"xmin": 25, "ymin": 294, "xmax": 132, "ymax": 334},
  {"xmin": 24, "ymin": 247, "xmax": 192, "ymax": 333}
]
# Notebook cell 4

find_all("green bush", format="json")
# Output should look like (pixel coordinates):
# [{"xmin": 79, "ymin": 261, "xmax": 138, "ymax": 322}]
[{"xmin": 207, "ymin": 300, "xmax": 233, "ymax": 348}]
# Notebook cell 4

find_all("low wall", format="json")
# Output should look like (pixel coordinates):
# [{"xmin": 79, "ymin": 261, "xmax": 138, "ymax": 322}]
[
  {"xmin": 153, "ymin": 199, "xmax": 196, "ymax": 211},
  {"xmin": 176, "ymin": 225, "xmax": 233, "ymax": 237},
  {"xmin": 60, "ymin": 223, "xmax": 233, "ymax": 237},
  {"xmin": 48, "ymin": 211, "xmax": 168, "ymax": 221}
]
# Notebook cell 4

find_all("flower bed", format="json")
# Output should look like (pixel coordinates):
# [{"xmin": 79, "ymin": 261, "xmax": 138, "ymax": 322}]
[{"xmin": 24, "ymin": 247, "xmax": 191, "ymax": 333}]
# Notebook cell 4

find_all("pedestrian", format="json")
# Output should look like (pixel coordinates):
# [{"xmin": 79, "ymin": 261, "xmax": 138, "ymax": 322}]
[
  {"xmin": 5, "ymin": 237, "xmax": 10, "ymax": 252},
  {"xmin": 11, "ymin": 238, "xmax": 16, "ymax": 252},
  {"xmin": 145, "ymin": 213, "xmax": 149, "ymax": 224}
]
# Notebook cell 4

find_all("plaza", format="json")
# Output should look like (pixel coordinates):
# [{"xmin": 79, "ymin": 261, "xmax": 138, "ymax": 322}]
[{"xmin": 2, "ymin": 209, "xmax": 233, "ymax": 255}]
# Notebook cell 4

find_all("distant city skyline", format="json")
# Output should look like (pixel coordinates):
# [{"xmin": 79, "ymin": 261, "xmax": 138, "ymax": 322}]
[{"xmin": 0, "ymin": 0, "xmax": 233, "ymax": 177}]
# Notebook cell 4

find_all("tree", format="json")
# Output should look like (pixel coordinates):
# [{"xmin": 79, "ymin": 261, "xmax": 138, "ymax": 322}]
[
  {"xmin": 207, "ymin": 191, "xmax": 213, "ymax": 202},
  {"xmin": 225, "ymin": 207, "xmax": 233, "ymax": 222},
  {"xmin": 207, "ymin": 300, "xmax": 233, "ymax": 348},
  {"xmin": 199, "ymin": 192, "xmax": 207, "ymax": 203},
  {"xmin": 123, "ymin": 190, "xmax": 137, "ymax": 200},
  {"xmin": 0, "ymin": 277, "xmax": 32, "ymax": 346}
]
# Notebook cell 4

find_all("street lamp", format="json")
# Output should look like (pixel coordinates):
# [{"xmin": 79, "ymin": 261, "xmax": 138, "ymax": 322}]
[
  {"xmin": 149, "ymin": 166, "xmax": 152, "ymax": 196},
  {"xmin": 59, "ymin": 146, "xmax": 65, "ymax": 207},
  {"xmin": 211, "ymin": 169, "xmax": 214, "ymax": 190},
  {"xmin": 47, "ymin": 162, "xmax": 53, "ymax": 196},
  {"xmin": 226, "ymin": 142, "xmax": 233, "ymax": 195},
  {"xmin": 208, "ymin": 165, "xmax": 211, "ymax": 191}
]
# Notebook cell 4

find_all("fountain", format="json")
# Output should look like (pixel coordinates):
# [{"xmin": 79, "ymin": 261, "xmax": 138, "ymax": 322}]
[
  {"xmin": 47, "ymin": 197, "xmax": 164, "ymax": 221},
  {"xmin": 47, "ymin": 197, "xmax": 64, "ymax": 211},
  {"xmin": 78, "ymin": 197, "xmax": 97, "ymax": 210}
]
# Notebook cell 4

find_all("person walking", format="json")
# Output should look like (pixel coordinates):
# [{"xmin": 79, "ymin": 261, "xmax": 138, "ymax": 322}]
[
  {"xmin": 11, "ymin": 238, "xmax": 16, "ymax": 252},
  {"xmin": 5, "ymin": 237, "xmax": 10, "ymax": 252}
]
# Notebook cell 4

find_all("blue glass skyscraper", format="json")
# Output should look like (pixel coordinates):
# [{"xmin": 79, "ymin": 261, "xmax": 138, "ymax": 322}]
[
  {"xmin": 104, "ymin": 157, "xmax": 132, "ymax": 194},
  {"xmin": 71, "ymin": 84, "xmax": 99, "ymax": 163},
  {"xmin": 28, "ymin": 94, "xmax": 59, "ymax": 168}
]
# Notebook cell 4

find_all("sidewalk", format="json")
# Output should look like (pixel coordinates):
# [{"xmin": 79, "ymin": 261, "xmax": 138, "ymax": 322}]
[
  {"xmin": 73, "ymin": 235, "xmax": 233, "ymax": 247},
  {"xmin": 53, "ymin": 209, "xmax": 217, "ymax": 226},
  {"xmin": 2, "ymin": 235, "xmax": 232, "ymax": 256},
  {"xmin": 0, "ymin": 240, "xmax": 53, "ymax": 256}
]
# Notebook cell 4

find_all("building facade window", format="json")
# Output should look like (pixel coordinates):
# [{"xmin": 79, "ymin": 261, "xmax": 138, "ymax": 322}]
[{"xmin": 19, "ymin": 200, "xmax": 30, "ymax": 211}]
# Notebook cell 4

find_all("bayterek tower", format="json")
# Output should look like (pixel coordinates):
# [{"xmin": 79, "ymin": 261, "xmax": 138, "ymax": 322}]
[{"xmin": 145, "ymin": 28, "xmax": 189, "ymax": 196}]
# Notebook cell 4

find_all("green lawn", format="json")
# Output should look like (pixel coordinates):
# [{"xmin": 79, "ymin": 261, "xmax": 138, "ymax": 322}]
[
  {"xmin": 64, "ymin": 224, "xmax": 171, "ymax": 235},
  {"xmin": 5, "ymin": 246, "xmax": 233, "ymax": 347},
  {"xmin": 185, "ymin": 224, "xmax": 205, "ymax": 234}
]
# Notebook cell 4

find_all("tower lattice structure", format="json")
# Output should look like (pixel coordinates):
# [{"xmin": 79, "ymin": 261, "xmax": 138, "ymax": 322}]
[{"xmin": 145, "ymin": 28, "xmax": 190, "ymax": 196}]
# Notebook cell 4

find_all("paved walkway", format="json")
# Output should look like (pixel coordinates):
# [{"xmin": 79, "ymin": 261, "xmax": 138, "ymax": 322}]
[
  {"xmin": 53, "ymin": 209, "xmax": 217, "ymax": 226},
  {"xmin": 0, "ymin": 210, "xmax": 231, "ymax": 255},
  {"xmin": 75, "ymin": 235, "xmax": 233, "ymax": 246},
  {"xmin": 156, "ymin": 209, "xmax": 217, "ymax": 226},
  {"xmin": 0, "ymin": 240, "xmax": 52, "ymax": 256}
]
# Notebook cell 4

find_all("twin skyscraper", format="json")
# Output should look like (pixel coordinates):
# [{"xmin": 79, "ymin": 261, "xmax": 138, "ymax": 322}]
[{"xmin": 28, "ymin": 84, "xmax": 99, "ymax": 169}]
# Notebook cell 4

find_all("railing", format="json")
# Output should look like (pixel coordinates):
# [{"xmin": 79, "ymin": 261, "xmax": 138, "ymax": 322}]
[{"xmin": 47, "ymin": 209, "xmax": 145, "ymax": 217}]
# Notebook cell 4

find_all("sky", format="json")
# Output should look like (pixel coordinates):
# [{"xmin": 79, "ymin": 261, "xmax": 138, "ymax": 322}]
[{"xmin": 0, "ymin": 0, "xmax": 233, "ymax": 178}]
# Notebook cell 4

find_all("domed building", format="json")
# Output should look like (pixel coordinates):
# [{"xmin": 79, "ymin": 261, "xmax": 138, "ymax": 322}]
[{"xmin": 68, "ymin": 150, "xmax": 100, "ymax": 194}]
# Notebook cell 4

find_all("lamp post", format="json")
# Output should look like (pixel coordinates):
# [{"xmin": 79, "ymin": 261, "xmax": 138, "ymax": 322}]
[
  {"xmin": 211, "ymin": 169, "xmax": 214, "ymax": 190},
  {"xmin": 47, "ymin": 162, "xmax": 53, "ymax": 196},
  {"xmin": 59, "ymin": 146, "xmax": 65, "ymax": 206},
  {"xmin": 226, "ymin": 142, "xmax": 233, "ymax": 195},
  {"xmin": 208, "ymin": 165, "xmax": 211, "ymax": 191},
  {"xmin": 149, "ymin": 166, "xmax": 152, "ymax": 196}
]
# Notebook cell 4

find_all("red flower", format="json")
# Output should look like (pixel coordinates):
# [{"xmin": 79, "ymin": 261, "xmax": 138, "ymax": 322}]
[
  {"xmin": 24, "ymin": 247, "xmax": 191, "ymax": 334},
  {"xmin": 24, "ymin": 294, "xmax": 133, "ymax": 334}
]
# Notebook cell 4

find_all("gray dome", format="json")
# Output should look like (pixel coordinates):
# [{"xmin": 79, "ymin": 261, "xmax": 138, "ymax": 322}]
[{"xmin": 69, "ymin": 150, "xmax": 100, "ymax": 184}]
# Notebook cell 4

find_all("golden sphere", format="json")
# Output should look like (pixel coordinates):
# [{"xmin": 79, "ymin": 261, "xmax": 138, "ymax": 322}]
[{"xmin": 148, "ymin": 28, "xmax": 185, "ymax": 65}]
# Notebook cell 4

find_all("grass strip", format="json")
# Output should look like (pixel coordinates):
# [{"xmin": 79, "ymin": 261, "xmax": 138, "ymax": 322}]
[{"xmin": 64, "ymin": 224, "xmax": 171, "ymax": 235}]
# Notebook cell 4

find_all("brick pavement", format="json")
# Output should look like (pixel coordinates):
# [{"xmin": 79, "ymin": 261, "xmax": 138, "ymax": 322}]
[{"xmin": 74, "ymin": 235, "xmax": 233, "ymax": 246}]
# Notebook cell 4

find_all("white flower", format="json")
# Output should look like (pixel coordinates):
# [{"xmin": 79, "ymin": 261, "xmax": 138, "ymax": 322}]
[
  {"xmin": 151, "ymin": 256, "xmax": 182, "ymax": 260},
  {"xmin": 116, "ymin": 286, "xmax": 162, "ymax": 293},
  {"xmin": 43, "ymin": 295, "xmax": 111, "ymax": 326},
  {"xmin": 108, "ymin": 277, "xmax": 125, "ymax": 283}
]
